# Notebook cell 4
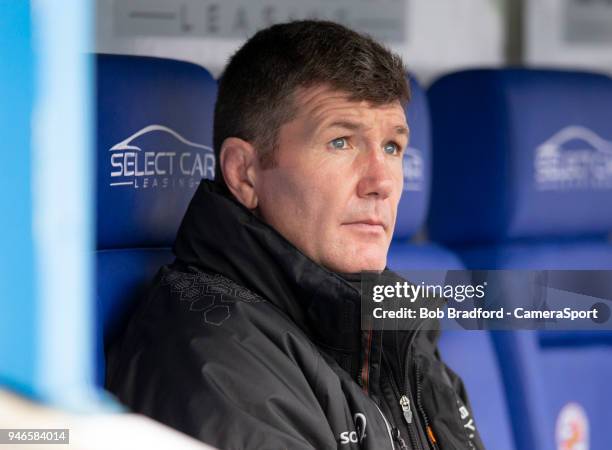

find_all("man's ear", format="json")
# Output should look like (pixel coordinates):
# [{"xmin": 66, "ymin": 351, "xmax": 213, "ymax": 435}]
[{"xmin": 219, "ymin": 137, "xmax": 259, "ymax": 209}]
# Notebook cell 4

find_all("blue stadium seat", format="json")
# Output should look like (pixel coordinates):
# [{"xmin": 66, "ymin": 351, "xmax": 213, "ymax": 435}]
[
  {"xmin": 95, "ymin": 54, "xmax": 217, "ymax": 386},
  {"xmin": 389, "ymin": 75, "xmax": 515, "ymax": 450},
  {"xmin": 438, "ymin": 331, "xmax": 516, "ymax": 450},
  {"xmin": 392, "ymin": 75, "xmax": 431, "ymax": 248},
  {"xmin": 389, "ymin": 75, "xmax": 463, "ymax": 270},
  {"xmin": 427, "ymin": 69, "xmax": 612, "ymax": 249},
  {"xmin": 428, "ymin": 69, "xmax": 612, "ymax": 450}
]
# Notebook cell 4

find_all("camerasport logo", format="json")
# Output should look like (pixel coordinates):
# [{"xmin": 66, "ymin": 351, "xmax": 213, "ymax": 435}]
[
  {"xmin": 403, "ymin": 146, "xmax": 424, "ymax": 192},
  {"xmin": 556, "ymin": 403, "xmax": 589, "ymax": 450},
  {"xmin": 534, "ymin": 125, "xmax": 612, "ymax": 191},
  {"xmin": 109, "ymin": 124, "xmax": 215, "ymax": 190}
]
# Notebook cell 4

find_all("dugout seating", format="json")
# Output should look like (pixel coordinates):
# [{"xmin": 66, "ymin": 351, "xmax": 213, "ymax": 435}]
[
  {"xmin": 428, "ymin": 68, "xmax": 612, "ymax": 450},
  {"xmin": 389, "ymin": 74, "xmax": 516, "ymax": 450}
]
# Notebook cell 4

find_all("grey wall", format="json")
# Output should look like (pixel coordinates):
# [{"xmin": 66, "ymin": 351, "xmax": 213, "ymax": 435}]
[
  {"xmin": 96, "ymin": 0, "xmax": 612, "ymax": 85},
  {"xmin": 95, "ymin": 0, "xmax": 506, "ymax": 85}
]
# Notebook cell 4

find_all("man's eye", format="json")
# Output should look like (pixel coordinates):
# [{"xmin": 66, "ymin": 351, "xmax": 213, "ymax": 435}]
[
  {"xmin": 383, "ymin": 142, "xmax": 401, "ymax": 155},
  {"xmin": 329, "ymin": 137, "xmax": 349, "ymax": 150}
]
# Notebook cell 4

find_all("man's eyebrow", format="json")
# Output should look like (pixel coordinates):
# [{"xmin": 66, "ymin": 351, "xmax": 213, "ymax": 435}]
[{"xmin": 394, "ymin": 125, "xmax": 409, "ymax": 136}]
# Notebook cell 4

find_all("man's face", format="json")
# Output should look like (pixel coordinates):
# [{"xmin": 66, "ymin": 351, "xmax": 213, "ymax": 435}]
[{"xmin": 254, "ymin": 84, "xmax": 407, "ymax": 273}]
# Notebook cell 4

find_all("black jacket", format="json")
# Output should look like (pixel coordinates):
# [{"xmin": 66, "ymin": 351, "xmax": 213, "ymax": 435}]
[{"xmin": 106, "ymin": 180, "xmax": 485, "ymax": 450}]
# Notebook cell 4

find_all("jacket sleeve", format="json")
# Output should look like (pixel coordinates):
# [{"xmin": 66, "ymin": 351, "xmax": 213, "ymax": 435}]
[
  {"xmin": 435, "ymin": 347, "xmax": 486, "ymax": 450},
  {"xmin": 107, "ymin": 303, "xmax": 338, "ymax": 450}
]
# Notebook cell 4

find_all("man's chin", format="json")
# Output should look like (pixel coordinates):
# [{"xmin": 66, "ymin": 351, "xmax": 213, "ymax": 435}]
[{"xmin": 322, "ymin": 250, "xmax": 388, "ymax": 274}]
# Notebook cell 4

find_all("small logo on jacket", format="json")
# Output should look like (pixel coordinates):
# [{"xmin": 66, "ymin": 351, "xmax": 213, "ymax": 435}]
[
  {"xmin": 339, "ymin": 413, "xmax": 367, "ymax": 445},
  {"xmin": 108, "ymin": 124, "xmax": 215, "ymax": 190},
  {"xmin": 458, "ymin": 403, "xmax": 477, "ymax": 441},
  {"xmin": 534, "ymin": 125, "xmax": 612, "ymax": 191},
  {"xmin": 556, "ymin": 402, "xmax": 589, "ymax": 450}
]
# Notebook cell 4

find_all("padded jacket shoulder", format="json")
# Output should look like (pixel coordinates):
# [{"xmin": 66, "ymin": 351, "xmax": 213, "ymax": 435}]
[{"xmin": 108, "ymin": 267, "xmax": 395, "ymax": 449}]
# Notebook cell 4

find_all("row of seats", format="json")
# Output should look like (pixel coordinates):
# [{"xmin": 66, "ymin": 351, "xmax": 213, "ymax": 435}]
[
  {"xmin": 391, "ymin": 69, "xmax": 612, "ymax": 450},
  {"xmin": 95, "ymin": 54, "xmax": 612, "ymax": 449}
]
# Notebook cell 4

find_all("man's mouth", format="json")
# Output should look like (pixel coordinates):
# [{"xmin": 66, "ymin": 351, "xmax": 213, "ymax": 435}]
[{"xmin": 342, "ymin": 219, "xmax": 387, "ymax": 233}]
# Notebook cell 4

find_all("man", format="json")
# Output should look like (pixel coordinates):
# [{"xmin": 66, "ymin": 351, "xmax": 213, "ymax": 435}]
[{"xmin": 107, "ymin": 20, "xmax": 484, "ymax": 450}]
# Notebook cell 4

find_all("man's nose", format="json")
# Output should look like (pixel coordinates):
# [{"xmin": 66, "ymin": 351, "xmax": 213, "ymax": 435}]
[{"xmin": 356, "ymin": 147, "xmax": 395, "ymax": 199}]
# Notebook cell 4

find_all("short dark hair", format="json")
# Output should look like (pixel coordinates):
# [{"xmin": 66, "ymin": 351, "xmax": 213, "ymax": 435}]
[{"xmin": 213, "ymin": 20, "xmax": 410, "ymax": 187}]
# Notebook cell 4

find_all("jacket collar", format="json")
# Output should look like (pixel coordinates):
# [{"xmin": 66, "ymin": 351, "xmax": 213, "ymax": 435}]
[{"xmin": 173, "ymin": 180, "xmax": 363, "ymax": 355}]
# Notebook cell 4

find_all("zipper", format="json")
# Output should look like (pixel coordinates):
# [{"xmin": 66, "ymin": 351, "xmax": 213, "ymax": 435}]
[
  {"xmin": 373, "ymin": 401, "xmax": 397, "ymax": 450},
  {"xmin": 400, "ymin": 320, "xmax": 442, "ymax": 450},
  {"xmin": 399, "ymin": 395, "xmax": 413, "ymax": 425},
  {"xmin": 415, "ymin": 362, "xmax": 440, "ymax": 450},
  {"xmin": 365, "ymin": 325, "xmax": 412, "ymax": 449},
  {"xmin": 391, "ymin": 319, "xmax": 432, "ymax": 450},
  {"xmin": 391, "ymin": 427, "xmax": 409, "ymax": 450},
  {"xmin": 383, "ymin": 353, "xmax": 421, "ymax": 450}
]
